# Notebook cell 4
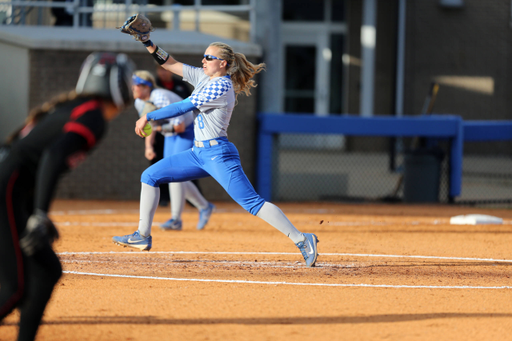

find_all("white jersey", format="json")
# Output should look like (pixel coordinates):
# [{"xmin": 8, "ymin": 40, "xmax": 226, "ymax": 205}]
[
  {"xmin": 134, "ymin": 88, "xmax": 195, "ymax": 137},
  {"xmin": 182, "ymin": 64, "xmax": 236, "ymax": 141}
]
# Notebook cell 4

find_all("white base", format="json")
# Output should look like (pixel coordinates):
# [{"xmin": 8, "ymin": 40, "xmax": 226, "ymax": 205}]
[{"xmin": 450, "ymin": 214, "xmax": 503, "ymax": 225}]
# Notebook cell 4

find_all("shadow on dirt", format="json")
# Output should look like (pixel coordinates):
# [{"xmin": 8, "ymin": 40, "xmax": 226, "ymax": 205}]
[{"xmin": 2, "ymin": 312, "xmax": 510, "ymax": 325}]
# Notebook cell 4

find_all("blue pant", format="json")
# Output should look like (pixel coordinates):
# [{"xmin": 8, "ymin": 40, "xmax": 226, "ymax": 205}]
[
  {"xmin": 163, "ymin": 125, "xmax": 194, "ymax": 157},
  {"xmin": 141, "ymin": 137, "xmax": 265, "ymax": 215}
]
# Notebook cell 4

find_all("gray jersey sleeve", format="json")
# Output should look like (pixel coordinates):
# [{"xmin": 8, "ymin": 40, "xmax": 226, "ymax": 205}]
[
  {"xmin": 182, "ymin": 64, "xmax": 209, "ymax": 88},
  {"xmin": 134, "ymin": 98, "xmax": 145, "ymax": 115},
  {"xmin": 150, "ymin": 89, "xmax": 182, "ymax": 125}
]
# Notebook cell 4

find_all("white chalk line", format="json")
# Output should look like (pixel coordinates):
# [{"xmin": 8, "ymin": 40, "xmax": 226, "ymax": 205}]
[
  {"xmin": 46, "ymin": 208, "xmax": 368, "ymax": 215},
  {"xmin": 52, "ymin": 220, "xmax": 512, "ymax": 227},
  {"xmin": 56, "ymin": 251, "xmax": 512, "ymax": 263},
  {"xmin": 51, "ymin": 209, "xmax": 137, "ymax": 215},
  {"xmin": 59, "ymin": 259, "xmax": 340, "ymax": 269},
  {"xmin": 57, "ymin": 222, "xmax": 140, "ymax": 227},
  {"xmin": 62, "ymin": 271, "xmax": 512, "ymax": 290},
  {"xmin": 50, "ymin": 208, "xmax": 247, "ymax": 216},
  {"xmin": 49, "ymin": 208, "xmax": 512, "ymax": 223}
]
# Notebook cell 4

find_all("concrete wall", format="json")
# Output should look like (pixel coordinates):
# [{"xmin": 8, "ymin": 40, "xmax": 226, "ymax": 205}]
[
  {"xmin": 405, "ymin": 0, "xmax": 512, "ymax": 154},
  {"xmin": 0, "ymin": 42, "xmax": 29, "ymax": 142},
  {"xmin": 344, "ymin": 0, "xmax": 512, "ymax": 154},
  {"xmin": 405, "ymin": 0, "xmax": 511, "ymax": 119}
]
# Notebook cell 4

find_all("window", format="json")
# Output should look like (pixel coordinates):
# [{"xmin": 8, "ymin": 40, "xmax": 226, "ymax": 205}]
[
  {"xmin": 284, "ymin": 46, "xmax": 316, "ymax": 113},
  {"xmin": 282, "ymin": 0, "xmax": 324, "ymax": 22}
]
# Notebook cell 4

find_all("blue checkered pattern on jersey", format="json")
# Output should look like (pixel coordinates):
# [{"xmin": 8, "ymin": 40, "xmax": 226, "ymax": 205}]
[
  {"xmin": 151, "ymin": 90, "xmax": 173, "ymax": 109},
  {"xmin": 190, "ymin": 77, "xmax": 232, "ymax": 107}
]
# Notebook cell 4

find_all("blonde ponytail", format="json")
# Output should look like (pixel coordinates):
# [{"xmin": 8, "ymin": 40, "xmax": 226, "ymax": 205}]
[{"xmin": 209, "ymin": 42, "xmax": 266, "ymax": 96}]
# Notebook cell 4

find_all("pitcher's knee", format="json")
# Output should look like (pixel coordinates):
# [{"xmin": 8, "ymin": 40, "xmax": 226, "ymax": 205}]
[
  {"xmin": 141, "ymin": 171, "xmax": 159, "ymax": 187},
  {"xmin": 244, "ymin": 198, "xmax": 266, "ymax": 216}
]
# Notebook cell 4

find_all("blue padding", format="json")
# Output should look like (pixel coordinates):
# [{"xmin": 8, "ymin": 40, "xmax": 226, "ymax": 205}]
[
  {"xmin": 463, "ymin": 121, "xmax": 512, "ymax": 141},
  {"xmin": 256, "ymin": 113, "xmax": 465, "ymax": 201},
  {"xmin": 147, "ymin": 98, "xmax": 196, "ymax": 121},
  {"xmin": 259, "ymin": 113, "xmax": 461, "ymax": 136}
]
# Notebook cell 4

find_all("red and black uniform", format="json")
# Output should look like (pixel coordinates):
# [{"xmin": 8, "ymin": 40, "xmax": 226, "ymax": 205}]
[{"xmin": 0, "ymin": 97, "xmax": 106, "ymax": 341}]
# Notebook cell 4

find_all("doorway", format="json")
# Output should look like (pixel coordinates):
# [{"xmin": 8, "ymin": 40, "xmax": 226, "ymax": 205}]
[{"xmin": 280, "ymin": 0, "xmax": 346, "ymax": 149}]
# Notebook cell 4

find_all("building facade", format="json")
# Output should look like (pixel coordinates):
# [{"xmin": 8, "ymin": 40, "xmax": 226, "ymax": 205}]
[{"xmin": 1, "ymin": 0, "xmax": 511, "ymax": 202}]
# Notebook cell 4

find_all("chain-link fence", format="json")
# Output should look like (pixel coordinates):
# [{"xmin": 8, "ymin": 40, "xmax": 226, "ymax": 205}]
[
  {"xmin": 271, "ymin": 134, "xmax": 452, "ymax": 204},
  {"xmin": 268, "ymin": 133, "xmax": 512, "ymax": 208},
  {"xmin": 456, "ymin": 141, "xmax": 512, "ymax": 207}
]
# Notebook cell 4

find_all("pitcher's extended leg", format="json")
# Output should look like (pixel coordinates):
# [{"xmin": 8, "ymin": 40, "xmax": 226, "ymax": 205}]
[
  {"xmin": 256, "ymin": 202, "xmax": 304, "ymax": 244},
  {"xmin": 202, "ymin": 141, "xmax": 318, "ymax": 266}
]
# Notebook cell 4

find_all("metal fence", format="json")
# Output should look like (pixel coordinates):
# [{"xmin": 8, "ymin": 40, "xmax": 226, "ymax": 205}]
[
  {"xmin": 0, "ymin": 0, "xmax": 255, "ymax": 42},
  {"xmin": 257, "ymin": 114, "xmax": 512, "ymax": 208},
  {"xmin": 457, "ymin": 141, "xmax": 512, "ymax": 207},
  {"xmin": 270, "ymin": 134, "xmax": 512, "ymax": 208},
  {"xmin": 272, "ymin": 135, "xmax": 453, "ymax": 204}
]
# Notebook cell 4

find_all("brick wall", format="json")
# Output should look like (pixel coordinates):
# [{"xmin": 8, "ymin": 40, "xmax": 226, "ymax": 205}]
[{"xmin": 29, "ymin": 49, "xmax": 259, "ymax": 201}]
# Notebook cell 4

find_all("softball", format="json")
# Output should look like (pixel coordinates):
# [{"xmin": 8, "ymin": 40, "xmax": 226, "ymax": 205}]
[{"xmin": 142, "ymin": 123, "xmax": 152, "ymax": 137}]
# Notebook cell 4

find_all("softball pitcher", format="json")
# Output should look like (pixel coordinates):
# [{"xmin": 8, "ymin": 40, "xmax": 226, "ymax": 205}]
[
  {"xmin": 113, "ymin": 14, "xmax": 319, "ymax": 267},
  {"xmin": 131, "ymin": 70, "xmax": 214, "ymax": 231}
]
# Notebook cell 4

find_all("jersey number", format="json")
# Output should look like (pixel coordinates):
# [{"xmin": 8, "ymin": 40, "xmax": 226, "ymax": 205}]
[{"xmin": 197, "ymin": 114, "xmax": 205, "ymax": 129}]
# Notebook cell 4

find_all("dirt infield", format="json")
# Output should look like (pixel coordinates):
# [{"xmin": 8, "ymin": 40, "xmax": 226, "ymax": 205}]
[{"xmin": 2, "ymin": 200, "xmax": 512, "ymax": 340}]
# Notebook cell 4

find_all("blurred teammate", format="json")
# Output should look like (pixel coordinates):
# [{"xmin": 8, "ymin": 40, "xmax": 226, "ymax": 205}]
[
  {"xmin": 113, "ymin": 16, "xmax": 319, "ymax": 267},
  {"xmin": 153, "ymin": 64, "xmax": 202, "ymax": 205},
  {"xmin": 0, "ymin": 52, "xmax": 134, "ymax": 341},
  {"xmin": 131, "ymin": 70, "xmax": 214, "ymax": 231},
  {"xmin": 155, "ymin": 62, "xmax": 191, "ymax": 99}
]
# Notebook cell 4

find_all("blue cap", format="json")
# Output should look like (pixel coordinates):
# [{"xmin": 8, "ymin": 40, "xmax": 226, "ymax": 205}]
[{"xmin": 132, "ymin": 74, "xmax": 153, "ymax": 87}]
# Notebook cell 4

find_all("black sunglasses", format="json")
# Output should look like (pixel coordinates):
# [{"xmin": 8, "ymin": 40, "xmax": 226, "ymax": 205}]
[
  {"xmin": 204, "ymin": 54, "xmax": 224, "ymax": 62},
  {"xmin": 203, "ymin": 54, "xmax": 230, "ymax": 67}
]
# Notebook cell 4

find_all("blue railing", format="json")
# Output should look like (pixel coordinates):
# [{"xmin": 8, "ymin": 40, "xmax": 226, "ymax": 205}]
[{"xmin": 257, "ymin": 113, "xmax": 512, "ymax": 202}]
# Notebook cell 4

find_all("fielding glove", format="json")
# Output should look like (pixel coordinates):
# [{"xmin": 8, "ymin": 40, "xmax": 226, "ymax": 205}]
[
  {"xmin": 141, "ymin": 100, "xmax": 157, "ymax": 116},
  {"xmin": 117, "ymin": 13, "xmax": 154, "ymax": 42}
]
